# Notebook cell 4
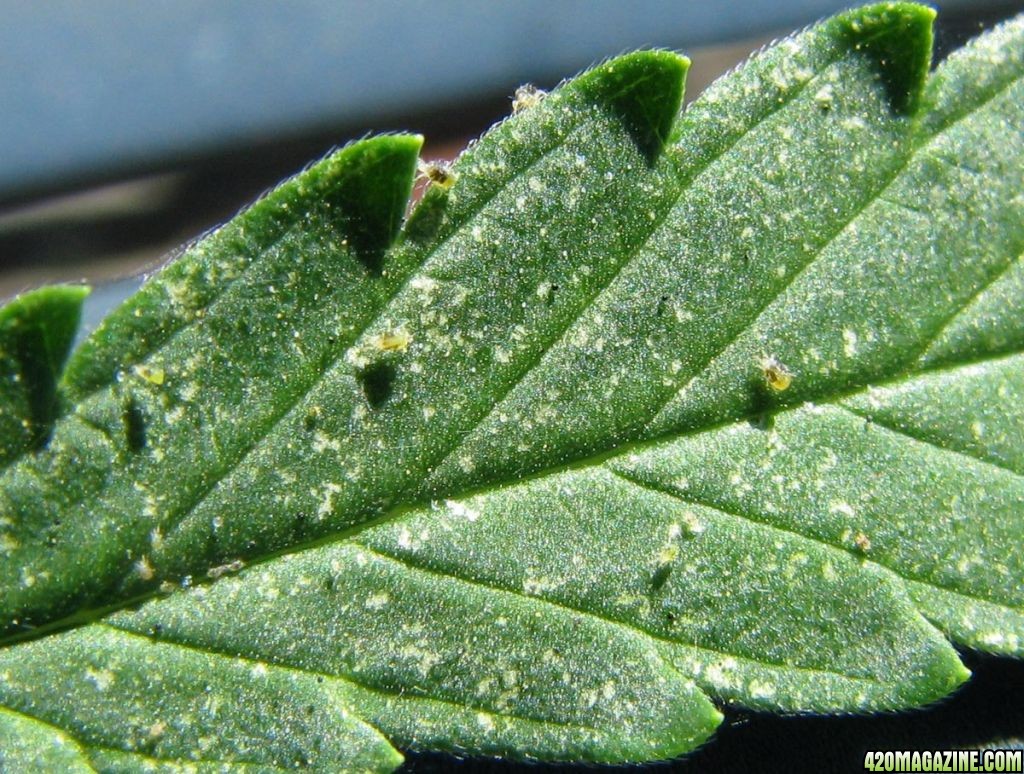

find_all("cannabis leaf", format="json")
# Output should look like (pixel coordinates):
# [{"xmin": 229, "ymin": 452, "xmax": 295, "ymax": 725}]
[{"xmin": 1, "ymin": 3, "xmax": 1022, "ymax": 769}]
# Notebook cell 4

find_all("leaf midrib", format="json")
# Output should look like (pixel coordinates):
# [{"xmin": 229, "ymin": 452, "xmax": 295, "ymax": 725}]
[
  {"xmin": 4, "ymin": 347, "xmax": 1018, "ymax": 653},
  {"xmin": 2, "ymin": 531, "xmax": 910, "ymax": 767},
  {"xmin": 87, "ymin": 547, "xmax": 882, "ymax": 761}
]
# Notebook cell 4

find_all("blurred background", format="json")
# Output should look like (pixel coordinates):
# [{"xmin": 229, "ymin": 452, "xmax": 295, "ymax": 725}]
[
  {"xmin": 3, "ymin": 0, "xmax": 1024, "ymax": 306},
  {"xmin": 2, "ymin": 2, "xmax": 1023, "ymax": 771}
]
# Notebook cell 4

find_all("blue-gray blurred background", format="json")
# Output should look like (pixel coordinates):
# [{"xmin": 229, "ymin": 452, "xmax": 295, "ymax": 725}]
[
  {"xmin": 2, "ymin": 0, "xmax": 1023, "ymax": 305},
  {"xmin": 1, "ymin": 2, "xmax": 1024, "ymax": 771}
]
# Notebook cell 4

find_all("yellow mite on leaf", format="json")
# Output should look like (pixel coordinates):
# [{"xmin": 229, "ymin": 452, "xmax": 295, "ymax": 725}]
[
  {"xmin": 373, "ymin": 330, "xmax": 412, "ymax": 353},
  {"xmin": 133, "ymin": 364, "xmax": 165, "ymax": 386},
  {"xmin": 512, "ymin": 83, "xmax": 547, "ymax": 113},
  {"xmin": 759, "ymin": 355, "xmax": 792, "ymax": 392},
  {"xmin": 417, "ymin": 159, "xmax": 456, "ymax": 190}
]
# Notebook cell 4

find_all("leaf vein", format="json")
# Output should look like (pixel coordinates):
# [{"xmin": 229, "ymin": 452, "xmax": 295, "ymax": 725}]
[
  {"xmin": 155, "ymin": 127, "xmax": 584, "ymax": 557},
  {"xmin": 648, "ymin": 67, "xmax": 1024, "ymax": 430},
  {"xmin": 838, "ymin": 403, "xmax": 1024, "ymax": 479},
  {"xmin": 95, "ymin": 621, "xmax": 603, "ymax": 737},
  {"xmin": 352, "ymin": 541, "xmax": 885, "ymax": 687},
  {"xmin": 430, "ymin": 53, "xmax": 844, "ymax": 478},
  {"xmin": 916, "ymin": 249, "xmax": 1024, "ymax": 364},
  {"xmin": 609, "ymin": 467, "xmax": 1024, "ymax": 617},
  {"xmin": 0, "ymin": 704, "xmax": 95, "ymax": 768}
]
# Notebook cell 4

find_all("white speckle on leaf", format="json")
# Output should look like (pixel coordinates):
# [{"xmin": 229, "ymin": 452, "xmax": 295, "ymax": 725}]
[
  {"xmin": 830, "ymin": 501, "xmax": 856, "ymax": 519},
  {"xmin": 523, "ymin": 575, "xmax": 559, "ymax": 595},
  {"xmin": 682, "ymin": 511, "xmax": 704, "ymax": 535},
  {"xmin": 814, "ymin": 84, "xmax": 834, "ymax": 109},
  {"xmin": 85, "ymin": 667, "xmax": 115, "ymax": 691},
  {"xmin": 397, "ymin": 527, "xmax": 414, "ymax": 549},
  {"xmin": 979, "ymin": 630, "xmax": 1006, "ymax": 648},
  {"xmin": 399, "ymin": 643, "xmax": 441, "ymax": 676},
  {"xmin": 476, "ymin": 677, "xmax": 496, "ymax": 696},
  {"xmin": 476, "ymin": 712, "xmax": 496, "ymax": 731},
  {"xmin": 446, "ymin": 499, "xmax": 481, "ymax": 522},
  {"xmin": 410, "ymin": 276, "xmax": 438, "ymax": 295},
  {"xmin": 705, "ymin": 658, "xmax": 739, "ymax": 690},
  {"xmin": 784, "ymin": 551, "xmax": 809, "ymax": 580},
  {"xmin": 842, "ymin": 328, "xmax": 859, "ymax": 357},
  {"xmin": 0, "ymin": 533, "xmax": 19, "ymax": 555},
  {"xmin": 134, "ymin": 556, "xmax": 155, "ymax": 581},
  {"xmin": 312, "ymin": 431, "xmax": 341, "ymax": 454},
  {"xmin": 315, "ymin": 482, "xmax": 343, "ymax": 520}
]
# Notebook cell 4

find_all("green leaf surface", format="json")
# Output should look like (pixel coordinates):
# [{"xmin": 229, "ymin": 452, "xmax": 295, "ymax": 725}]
[{"xmin": 1, "ymin": 3, "xmax": 1022, "ymax": 769}]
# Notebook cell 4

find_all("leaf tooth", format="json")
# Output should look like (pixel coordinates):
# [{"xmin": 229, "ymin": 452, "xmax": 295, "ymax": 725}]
[
  {"xmin": 0, "ymin": 285, "xmax": 89, "ymax": 467},
  {"xmin": 906, "ymin": 579, "xmax": 1024, "ymax": 657},
  {"xmin": 59, "ymin": 135, "xmax": 421, "ymax": 403},
  {"xmin": 313, "ymin": 134, "xmax": 423, "ymax": 276},
  {"xmin": 571, "ymin": 50, "xmax": 690, "ymax": 163},
  {"xmin": 922, "ymin": 11, "xmax": 1024, "ymax": 136},
  {"xmin": 835, "ymin": 2, "xmax": 935, "ymax": 115}
]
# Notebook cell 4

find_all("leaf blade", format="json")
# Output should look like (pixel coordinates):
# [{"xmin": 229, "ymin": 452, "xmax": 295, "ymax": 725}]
[{"xmin": 0, "ymin": 3, "xmax": 1022, "ymax": 769}]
